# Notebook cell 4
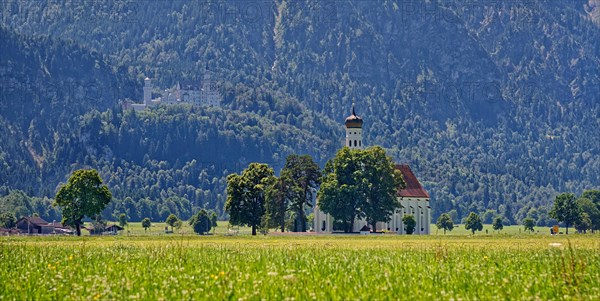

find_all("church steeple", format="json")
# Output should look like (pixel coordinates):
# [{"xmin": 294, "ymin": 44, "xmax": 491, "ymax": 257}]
[{"xmin": 345, "ymin": 103, "xmax": 363, "ymax": 149}]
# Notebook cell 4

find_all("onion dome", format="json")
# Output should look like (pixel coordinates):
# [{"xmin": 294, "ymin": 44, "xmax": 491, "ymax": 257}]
[{"xmin": 344, "ymin": 103, "xmax": 363, "ymax": 128}]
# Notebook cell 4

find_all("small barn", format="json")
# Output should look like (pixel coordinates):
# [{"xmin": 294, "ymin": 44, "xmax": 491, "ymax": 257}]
[
  {"xmin": 104, "ymin": 224, "xmax": 124, "ymax": 235},
  {"xmin": 16, "ymin": 216, "xmax": 53, "ymax": 234}
]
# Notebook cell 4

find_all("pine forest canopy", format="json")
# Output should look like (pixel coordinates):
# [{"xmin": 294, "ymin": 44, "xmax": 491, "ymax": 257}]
[{"xmin": 0, "ymin": 1, "xmax": 599, "ymax": 224}]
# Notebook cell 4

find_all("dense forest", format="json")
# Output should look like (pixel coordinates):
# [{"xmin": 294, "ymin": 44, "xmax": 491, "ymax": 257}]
[{"xmin": 1, "ymin": 1, "xmax": 599, "ymax": 224}]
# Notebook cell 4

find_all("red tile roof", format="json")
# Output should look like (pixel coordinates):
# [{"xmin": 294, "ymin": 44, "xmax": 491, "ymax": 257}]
[{"xmin": 395, "ymin": 164, "xmax": 429, "ymax": 198}]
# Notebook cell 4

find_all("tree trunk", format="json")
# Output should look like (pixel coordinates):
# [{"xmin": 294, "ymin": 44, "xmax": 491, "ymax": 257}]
[
  {"xmin": 252, "ymin": 225, "xmax": 257, "ymax": 236},
  {"xmin": 299, "ymin": 210, "xmax": 306, "ymax": 232},
  {"xmin": 370, "ymin": 220, "xmax": 376, "ymax": 233},
  {"xmin": 75, "ymin": 221, "xmax": 81, "ymax": 236}
]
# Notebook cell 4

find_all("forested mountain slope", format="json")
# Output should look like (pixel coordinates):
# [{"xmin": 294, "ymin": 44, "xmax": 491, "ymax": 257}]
[{"xmin": 1, "ymin": 1, "xmax": 599, "ymax": 223}]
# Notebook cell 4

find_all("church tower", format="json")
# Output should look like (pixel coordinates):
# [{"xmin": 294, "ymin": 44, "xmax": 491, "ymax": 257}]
[
  {"xmin": 143, "ymin": 77, "xmax": 152, "ymax": 106},
  {"xmin": 344, "ymin": 103, "xmax": 363, "ymax": 149}
]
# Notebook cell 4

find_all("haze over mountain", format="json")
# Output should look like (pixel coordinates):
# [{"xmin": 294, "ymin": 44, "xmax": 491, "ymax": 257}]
[{"xmin": 1, "ymin": 0, "xmax": 599, "ymax": 224}]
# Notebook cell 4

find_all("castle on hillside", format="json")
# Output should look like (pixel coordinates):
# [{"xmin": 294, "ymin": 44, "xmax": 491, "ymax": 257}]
[
  {"xmin": 125, "ymin": 67, "xmax": 222, "ymax": 111},
  {"xmin": 313, "ymin": 105, "xmax": 431, "ymax": 234}
]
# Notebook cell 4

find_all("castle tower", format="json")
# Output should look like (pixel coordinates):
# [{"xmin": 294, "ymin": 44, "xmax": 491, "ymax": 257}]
[
  {"xmin": 344, "ymin": 103, "xmax": 363, "ymax": 149},
  {"xmin": 143, "ymin": 77, "xmax": 152, "ymax": 105}
]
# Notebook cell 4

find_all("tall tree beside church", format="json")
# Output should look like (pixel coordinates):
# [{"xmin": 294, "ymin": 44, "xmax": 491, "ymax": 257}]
[
  {"xmin": 283, "ymin": 154, "xmax": 321, "ymax": 232},
  {"xmin": 550, "ymin": 193, "xmax": 580, "ymax": 234},
  {"xmin": 358, "ymin": 146, "xmax": 404, "ymax": 233},
  {"xmin": 54, "ymin": 169, "xmax": 112, "ymax": 236},
  {"xmin": 318, "ymin": 148, "xmax": 364, "ymax": 233},
  {"xmin": 225, "ymin": 163, "xmax": 275, "ymax": 235},
  {"xmin": 264, "ymin": 171, "xmax": 294, "ymax": 232}
]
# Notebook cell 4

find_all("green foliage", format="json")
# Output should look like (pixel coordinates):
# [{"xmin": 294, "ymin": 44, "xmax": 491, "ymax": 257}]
[
  {"xmin": 436, "ymin": 213, "xmax": 454, "ymax": 234},
  {"xmin": 209, "ymin": 211, "xmax": 218, "ymax": 228},
  {"xmin": 493, "ymin": 217, "xmax": 504, "ymax": 232},
  {"xmin": 141, "ymin": 218, "xmax": 152, "ymax": 232},
  {"xmin": 54, "ymin": 169, "xmax": 112, "ymax": 236},
  {"xmin": 264, "ymin": 173, "xmax": 293, "ymax": 232},
  {"xmin": 522, "ymin": 218, "xmax": 535, "ymax": 233},
  {"xmin": 359, "ymin": 146, "xmax": 405, "ymax": 233},
  {"xmin": 465, "ymin": 212, "xmax": 483, "ymax": 235},
  {"xmin": 550, "ymin": 193, "xmax": 581, "ymax": 234},
  {"xmin": 118, "ymin": 213, "xmax": 128, "ymax": 228},
  {"xmin": 402, "ymin": 215, "xmax": 416, "ymax": 235},
  {"xmin": 0, "ymin": 212, "xmax": 16, "ymax": 229},
  {"xmin": 318, "ymin": 147, "xmax": 404, "ymax": 232},
  {"xmin": 165, "ymin": 214, "xmax": 179, "ymax": 232},
  {"xmin": 318, "ymin": 148, "xmax": 364, "ymax": 232},
  {"xmin": 574, "ymin": 213, "xmax": 592, "ymax": 233},
  {"xmin": 576, "ymin": 197, "xmax": 600, "ymax": 232},
  {"xmin": 190, "ymin": 209, "xmax": 212, "ymax": 235},
  {"xmin": 282, "ymin": 154, "xmax": 321, "ymax": 232},
  {"xmin": 264, "ymin": 154, "xmax": 321, "ymax": 232},
  {"xmin": 225, "ymin": 163, "xmax": 275, "ymax": 235}
]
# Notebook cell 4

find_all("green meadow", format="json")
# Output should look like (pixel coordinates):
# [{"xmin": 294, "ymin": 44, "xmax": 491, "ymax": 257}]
[{"xmin": 1, "ymin": 232, "xmax": 599, "ymax": 300}]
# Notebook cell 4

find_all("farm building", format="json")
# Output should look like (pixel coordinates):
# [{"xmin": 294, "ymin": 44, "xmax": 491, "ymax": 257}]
[{"xmin": 15, "ymin": 216, "xmax": 74, "ymax": 235}]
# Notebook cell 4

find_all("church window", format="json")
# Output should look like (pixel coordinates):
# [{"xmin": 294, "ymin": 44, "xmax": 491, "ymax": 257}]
[
  {"xmin": 348, "ymin": 140, "xmax": 351, "ymax": 147},
  {"xmin": 321, "ymin": 221, "xmax": 326, "ymax": 231},
  {"xmin": 359, "ymin": 141, "xmax": 361, "ymax": 147},
  {"xmin": 395, "ymin": 228, "xmax": 399, "ymax": 231},
  {"xmin": 354, "ymin": 140, "xmax": 357, "ymax": 147}
]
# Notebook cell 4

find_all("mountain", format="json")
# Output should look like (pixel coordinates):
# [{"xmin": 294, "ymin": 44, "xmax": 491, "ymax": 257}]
[{"xmin": 1, "ymin": 0, "xmax": 599, "ymax": 224}]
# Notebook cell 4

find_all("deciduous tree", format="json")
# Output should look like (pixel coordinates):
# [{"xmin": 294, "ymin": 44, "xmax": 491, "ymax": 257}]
[
  {"xmin": 190, "ymin": 209, "xmax": 211, "ymax": 235},
  {"xmin": 165, "ymin": 213, "xmax": 179, "ymax": 232},
  {"xmin": 318, "ymin": 148, "xmax": 363, "ymax": 233},
  {"xmin": 359, "ymin": 147, "xmax": 405, "ymax": 233},
  {"xmin": 54, "ymin": 169, "xmax": 112, "ymax": 236},
  {"xmin": 141, "ymin": 218, "xmax": 151, "ymax": 232},
  {"xmin": 492, "ymin": 217, "xmax": 504, "ymax": 233},
  {"xmin": 436, "ymin": 213, "xmax": 454, "ymax": 234},
  {"xmin": 576, "ymin": 197, "xmax": 600, "ymax": 232},
  {"xmin": 465, "ymin": 212, "xmax": 483, "ymax": 235},
  {"xmin": 522, "ymin": 217, "xmax": 535, "ymax": 233},
  {"xmin": 550, "ymin": 193, "xmax": 580, "ymax": 234},
  {"xmin": 225, "ymin": 163, "xmax": 275, "ymax": 235},
  {"xmin": 283, "ymin": 154, "xmax": 321, "ymax": 232},
  {"xmin": 402, "ymin": 214, "xmax": 416, "ymax": 234},
  {"xmin": 118, "ymin": 213, "xmax": 128, "ymax": 228}
]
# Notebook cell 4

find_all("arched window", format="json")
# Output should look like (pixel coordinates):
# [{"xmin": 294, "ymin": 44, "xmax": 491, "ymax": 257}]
[
  {"xmin": 321, "ymin": 221, "xmax": 326, "ymax": 231},
  {"xmin": 348, "ymin": 140, "xmax": 351, "ymax": 147},
  {"xmin": 354, "ymin": 140, "xmax": 357, "ymax": 147},
  {"xmin": 359, "ymin": 140, "xmax": 361, "ymax": 147}
]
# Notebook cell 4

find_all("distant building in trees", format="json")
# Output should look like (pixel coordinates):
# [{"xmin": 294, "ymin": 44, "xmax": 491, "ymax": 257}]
[
  {"xmin": 313, "ymin": 104, "xmax": 431, "ymax": 234},
  {"xmin": 124, "ymin": 65, "xmax": 222, "ymax": 111}
]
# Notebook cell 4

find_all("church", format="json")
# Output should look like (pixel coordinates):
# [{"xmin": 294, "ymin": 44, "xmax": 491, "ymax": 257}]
[{"xmin": 313, "ymin": 105, "xmax": 431, "ymax": 234}]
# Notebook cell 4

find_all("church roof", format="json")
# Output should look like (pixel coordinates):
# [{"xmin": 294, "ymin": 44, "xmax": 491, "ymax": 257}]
[
  {"xmin": 395, "ymin": 165, "xmax": 429, "ymax": 198},
  {"xmin": 345, "ymin": 104, "xmax": 363, "ymax": 128}
]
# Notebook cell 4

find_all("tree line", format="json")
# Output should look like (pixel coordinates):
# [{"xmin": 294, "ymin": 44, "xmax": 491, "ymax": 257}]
[
  {"xmin": 225, "ymin": 147, "xmax": 405, "ymax": 235},
  {"xmin": 434, "ymin": 189, "xmax": 600, "ymax": 235}
]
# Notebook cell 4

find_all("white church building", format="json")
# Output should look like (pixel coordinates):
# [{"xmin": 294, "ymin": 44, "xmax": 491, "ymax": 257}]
[{"xmin": 314, "ymin": 105, "xmax": 431, "ymax": 234}]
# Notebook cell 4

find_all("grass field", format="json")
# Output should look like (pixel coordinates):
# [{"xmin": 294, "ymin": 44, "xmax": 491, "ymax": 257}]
[
  {"xmin": 1, "ymin": 233, "xmax": 599, "ymax": 300},
  {"xmin": 97, "ymin": 221, "xmax": 554, "ymax": 236}
]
